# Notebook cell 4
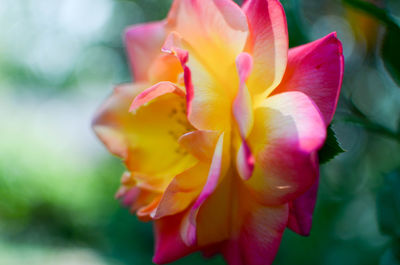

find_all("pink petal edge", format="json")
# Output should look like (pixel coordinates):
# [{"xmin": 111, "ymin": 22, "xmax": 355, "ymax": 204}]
[
  {"xmin": 180, "ymin": 133, "xmax": 225, "ymax": 246},
  {"xmin": 129, "ymin": 81, "xmax": 185, "ymax": 112},
  {"xmin": 273, "ymin": 32, "xmax": 344, "ymax": 125}
]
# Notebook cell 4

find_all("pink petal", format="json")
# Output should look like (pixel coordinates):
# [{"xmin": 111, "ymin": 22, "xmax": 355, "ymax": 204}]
[
  {"xmin": 273, "ymin": 32, "xmax": 344, "ymax": 125},
  {"xmin": 233, "ymin": 53, "xmax": 255, "ymax": 181},
  {"xmin": 287, "ymin": 154, "xmax": 319, "ymax": 236},
  {"xmin": 233, "ymin": 52, "xmax": 254, "ymax": 138},
  {"xmin": 181, "ymin": 133, "xmax": 225, "ymax": 246},
  {"xmin": 242, "ymin": 0, "xmax": 288, "ymax": 98},
  {"xmin": 246, "ymin": 91, "xmax": 326, "ymax": 205},
  {"xmin": 129, "ymin": 81, "xmax": 185, "ymax": 112},
  {"xmin": 125, "ymin": 21, "xmax": 167, "ymax": 82},
  {"xmin": 153, "ymin": 213, "xmax": 196, "ymax": 264},
  {"xmin": 236, "ymin": 140, "xmax": 255, "ymax": 181},
  {"xmin": 223, "ymin": 203, "xmax": 289, "ymax": 265}
]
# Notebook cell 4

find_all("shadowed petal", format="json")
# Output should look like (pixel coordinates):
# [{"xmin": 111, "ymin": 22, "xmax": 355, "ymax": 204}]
[
  {"xmin": 223, "ymin": 200, "xmax": 289, "ymax": 265},
  {"xmin": 246, "ymin": 92, "xmax": 326, "ymax": 205},
  {"xmin": 178, "ymin": 130, "xmax": 220, "ymax": 162},
  {"xmin": 181, "ymin": 133, "xmax": 225, "ymax": 246},
  {"xmin": 288, "ymin": 167, "xmax": 319, "ymax": 236},
  {"xmin": 153, "ymin": 213, "xmax": 197, "ymax": 264},
  {"xmin": 154, "ymin": 163, "xmax": 209, "ymax": 219}
]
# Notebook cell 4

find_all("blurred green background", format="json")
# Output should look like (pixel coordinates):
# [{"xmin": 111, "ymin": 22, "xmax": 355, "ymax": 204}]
[{"xmin": 1, "ymin": 0, "xmax": 400, "ymax": 264}]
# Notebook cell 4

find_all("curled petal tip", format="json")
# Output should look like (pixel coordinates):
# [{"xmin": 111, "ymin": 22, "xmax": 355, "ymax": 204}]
[
  {"xmin": 236, "ymin": 52, "xmax": 253, "ymax": 83},
  {"xmin": 129, "ymin": 81, "xmax": 185, "ymax": 112},
  {"xmin": 162, "ymin": 32, "xmax": 188, "ymax": 65}
]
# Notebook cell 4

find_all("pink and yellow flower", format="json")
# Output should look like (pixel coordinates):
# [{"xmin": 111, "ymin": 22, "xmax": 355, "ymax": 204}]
[{"xmin": 92, "ymin": 0, "xmax": 344, "ymax": 264}]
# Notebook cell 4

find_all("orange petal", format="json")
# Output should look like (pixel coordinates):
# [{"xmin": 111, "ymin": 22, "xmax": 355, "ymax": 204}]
[
  {"xmin": 178, "ymin": 130, "xmax": 220, "ymax": 162},
  {"xmin": 154, "ymin": 162, "xmax": 209, "ymax": 219}
]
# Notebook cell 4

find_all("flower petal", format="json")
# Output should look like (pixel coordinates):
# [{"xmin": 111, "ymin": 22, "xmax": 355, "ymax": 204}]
[
  {"xmin": 162, "ymin": 32, "xmax": 232, "ymax": 131},
  {"xmin": 167, "ymin": 0, "xmax": 248, "ymax": 82},
  {"xmin": 233, "ymin": 52, "xmax": 254, "ymax": 138},
  {"xmin": 288, "ymin": 170, "xmax": 319, "ymax": 236},
  {"xmin": 130, "ymin": 81, "xmax": 185, "ymax": 112},
  {"xmin": 236, "ymin": 140, "xmax": 255, "ymax": 181},
  {"xmin": 272, "ymin": 33, "xmax": 344, "ymax": 124},
  {"xmin": 195, "ymin": 169, "xmax": 235, "ymax": 247},
  {"xmin": 242, "ymin": 0, "xmax": 288, "ymax": 101},
  {"xmin": 178, "ymin": 130, "xmax": 220, "ymax": 162},
  {"xmin": 93, "ymin": 82, "xmax": 196, "ymax": 193},
  {"xmin": 153, "ymin": 213, "xmax": 196, "ymax": 264},
  {"xmin": 125, "ymin": 22, "xmax": 167, "ymax": 82},
  {"xmin": 246, "ymin": 91, "xmax": 326, "ymax": 205},
  {"xmin": 154, "ymin": 162, "xmax": 209, "ymax": 219},
  {"xmin": 148, "ymin": 54, "xmax": 183, "ymax": 84},
  {"xmin": 223, "ymin": 203, "xmax": 289, "ymax": 265},
  {"xmin": 180, "ymin": 133, "xmax": 225, "ymax": 246},
  {"xmin": 233, "ymin": 53, "xmax": 255, "ymax": 181},
  {"xmin": 92, "ymin": 83, "xmax": 147, "ymax": 158}
]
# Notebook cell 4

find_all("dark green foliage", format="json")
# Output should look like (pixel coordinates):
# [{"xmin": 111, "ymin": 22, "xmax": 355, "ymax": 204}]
[
  {"xmin": 382, "ymin": 27, "xmax": 400, "ymax": 87},
  {"xmin": 318, "ymin": 125, "xmax": 345, "ymax": 164},
  {"xmin": 377, "ymin": 171, "xmax": 400, "ymax": 265},
  {"xmin": 377, "ymin": 170, "xmax": 400, "ymax": 237},
  {"xmin": 380, "ymin": 245, "xmax": 400, "ymax": 265},
  {"xmin": 343, "ymin": 0, "xmax": 400, "ymax": 87}
]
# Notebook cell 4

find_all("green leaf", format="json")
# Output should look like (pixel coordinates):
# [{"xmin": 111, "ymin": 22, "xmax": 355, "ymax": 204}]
[
  {"xmin": 318, "ymin": 125, "xmax": 345, "ymax": 164},
  {"xmin": 377, "ymin": 170, "xmax": 400, "ymax": 238},
  {"xmin": 382, "ymin": 27, "xmax": 400, "ymax": 87}
]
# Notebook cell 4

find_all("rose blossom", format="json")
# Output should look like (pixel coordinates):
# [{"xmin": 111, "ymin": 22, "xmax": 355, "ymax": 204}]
[{"xmin": 93, "ymin": 0, "xmax": 344, "ymax": 264}]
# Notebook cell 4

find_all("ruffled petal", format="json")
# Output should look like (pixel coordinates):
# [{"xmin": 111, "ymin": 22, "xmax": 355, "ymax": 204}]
[
  {"xmin": 272, "ymin": 33, "xmax": 344, "ymax": 124},
  {"xmin": 246, "ymin": 91, "xmax": 326, "ymax": 205},
  {"xmin": 242, "ymin": 0, "xmax": 288, "ymax": 101},
  {"xmin": 93, "ymin": 82, "xmax": 196, "ymax": 193},
  {"xmin": 125, "ymin": 22, "xmax": 167, "ymax": 82}
]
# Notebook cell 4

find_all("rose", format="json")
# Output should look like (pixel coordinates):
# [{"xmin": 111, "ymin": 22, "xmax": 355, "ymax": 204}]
[{"xmin": 92, "ymin": 0, "xmax": 344, "ymax": 264}]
